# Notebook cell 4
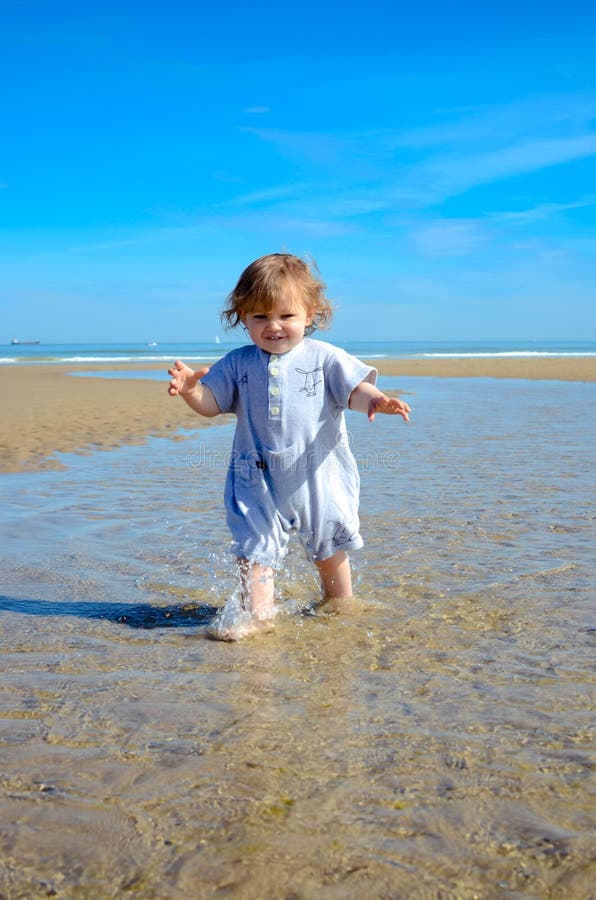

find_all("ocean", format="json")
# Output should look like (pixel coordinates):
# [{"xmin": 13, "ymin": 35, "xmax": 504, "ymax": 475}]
[{"xmin": 2, "ymin": 338, "xmax": 596, "ymax": 365}]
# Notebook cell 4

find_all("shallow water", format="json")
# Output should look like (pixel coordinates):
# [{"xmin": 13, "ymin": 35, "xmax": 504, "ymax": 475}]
[{"xmin": 1, "ymin": 377, "xmax": 594, "ymax": 899}]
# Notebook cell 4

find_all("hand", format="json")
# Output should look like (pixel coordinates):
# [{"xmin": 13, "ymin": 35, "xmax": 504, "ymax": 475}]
[
  {"xmin": 167, "ymin": 361, "xmax": 210, "ymax": 397},
  {"xmin": 367, "ymin": 394, "xmax": 411, "ymax": 422}
]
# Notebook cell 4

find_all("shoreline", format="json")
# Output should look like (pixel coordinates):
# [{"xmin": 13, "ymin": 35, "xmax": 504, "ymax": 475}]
[
  {"xmin": 374, "ymin": 355, "xmax": 596, "ymax": 381},
  {"xmin": 1, "ymin": 356, "xmax": 594, "ymax": 474}
]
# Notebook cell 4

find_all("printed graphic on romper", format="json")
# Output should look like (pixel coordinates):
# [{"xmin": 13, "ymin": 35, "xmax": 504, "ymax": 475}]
[
  {"xmin": 296, "ymin": 367, "xmax": 323, "ymax": 397},
  {"xmin": 329, "ymin": 517, "xmax": 359, "ymax": 547}
]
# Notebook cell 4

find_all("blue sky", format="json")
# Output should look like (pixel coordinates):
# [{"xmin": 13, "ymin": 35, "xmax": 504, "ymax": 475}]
[{"xmin": 1, "ymin": 0, "xmax": 595, "ymax": 343}]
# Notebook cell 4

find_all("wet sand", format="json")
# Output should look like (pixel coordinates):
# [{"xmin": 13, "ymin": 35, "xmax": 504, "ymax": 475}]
[
  {"xmin": 375, "ymin": 355, "xmax": 596, "ymax": 382},
  {"xmin": 1, "ymin": 356, "xmax": 595, "ymax": 473},
  {"xmin": 0, "ymin": 364, "xmax": 224, "ymax": 474}
]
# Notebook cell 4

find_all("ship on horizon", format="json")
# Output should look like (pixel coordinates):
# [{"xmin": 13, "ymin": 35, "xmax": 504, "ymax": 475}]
[{"xmin": 10, "ymin": 338, "xmax": 40, "ymax": 345}]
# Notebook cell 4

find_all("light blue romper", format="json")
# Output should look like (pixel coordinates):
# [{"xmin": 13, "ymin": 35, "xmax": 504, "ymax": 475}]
[{"xmin": 201, "ymin": 338, "xmax": 377, "ymax": 567}]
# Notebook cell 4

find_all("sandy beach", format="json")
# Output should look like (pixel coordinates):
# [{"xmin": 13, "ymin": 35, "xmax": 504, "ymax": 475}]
[
  {"xmin": 1, "ymin": 355, "xmax": 595, "ymax": 473},
  {"xmin": 376, "ymin": 355, "xmax": 596, "ymax": 381},
  {"xmin": 0, "ymin": 364, "xmax": 224, "ymax": 474}
]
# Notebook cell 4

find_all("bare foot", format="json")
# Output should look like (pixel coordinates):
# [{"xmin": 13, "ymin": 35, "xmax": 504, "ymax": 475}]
[
  {"xmin": 315, "ymin": 595, "xmax": 366, "ymax": 615},
  {"xmin": 205, "ymin": 598, "xmax": 277, "ymax": 642}
]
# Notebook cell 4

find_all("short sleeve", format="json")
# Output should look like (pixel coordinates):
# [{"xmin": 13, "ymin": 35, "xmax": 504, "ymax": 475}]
[
  {"xmin": 325, "ymin": 346, "xmax": 377, "ymax": 408},
  {"xmin": 201, "ymin": 353, "xmax": 239, "ymax": 414}
]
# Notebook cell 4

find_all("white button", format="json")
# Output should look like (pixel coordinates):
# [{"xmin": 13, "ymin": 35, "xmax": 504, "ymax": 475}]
[
  {"xmin": 270, "ymin": 406, "xmax": 280, "ymax": 415},
  {"xmin": 270, "ymin": 386, "xmax": 280, "ymax": 395},
  {"xmin": 270, "ymin": 355, "xmax": 279, "ymax": 363},
  {"xmin": 270, "ymin": 366, "xmax": 279, "ymax": 376}
]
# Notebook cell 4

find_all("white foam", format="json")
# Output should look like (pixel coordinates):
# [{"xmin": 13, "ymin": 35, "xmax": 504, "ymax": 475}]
[{"xmin": 58, "ymin": 354, "xmax": 222, "ymax": 363}]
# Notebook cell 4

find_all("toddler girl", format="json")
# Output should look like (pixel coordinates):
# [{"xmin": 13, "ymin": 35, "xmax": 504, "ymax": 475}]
[{"xmin": 168, "ymin": 253, "xmax": 410, "ymax": 640}]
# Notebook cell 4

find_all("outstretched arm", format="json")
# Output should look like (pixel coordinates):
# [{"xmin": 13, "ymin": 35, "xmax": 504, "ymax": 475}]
[
  {"xmin": 167, "ymin": 361, "xmax": 221, "ymax": 417},
  {"xmin": 349, "ymin": 380, "xmax": 410, "ymax": 422}
]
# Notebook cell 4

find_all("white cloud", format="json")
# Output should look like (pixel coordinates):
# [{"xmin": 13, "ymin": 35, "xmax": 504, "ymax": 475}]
[
  {"xmin": 390, "ymin": 94, "xmax": 596, "ymax": 150},
  {"xmin": 224, "ymin": 183, "xmax": 310, "ymax": 206},
  {"xmin": 417, "ymin": 135, "xmax": 596, "ymax": 201},
  {"xmin": 238, "ymin": 126, "xmax": 361, "ymax": 167},
  {"xmin": 236, "ymin": 94, "xmax": 596, "ymax": 218},
  {"xmin": 219, "ymin": 212, "xmax": 359, "ymax": 239},
  {"xmin": 409, "ymin": 220, "xmax": 486, "ymax": 257},
  {"xmin": 494, "ymin": 196, "xmax": 596, "ymax": 224}
]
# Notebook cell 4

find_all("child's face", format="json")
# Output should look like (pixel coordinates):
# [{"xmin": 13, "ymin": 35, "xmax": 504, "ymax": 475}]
[{"xmin": 242, "ymin": 298, "xmax": 313, "ymax": 355}]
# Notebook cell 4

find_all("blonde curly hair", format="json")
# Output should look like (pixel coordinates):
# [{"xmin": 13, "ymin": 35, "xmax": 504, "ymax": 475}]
[{"xmin": 221, "ymin": 253, "xmax": 333, "ymax": 335}]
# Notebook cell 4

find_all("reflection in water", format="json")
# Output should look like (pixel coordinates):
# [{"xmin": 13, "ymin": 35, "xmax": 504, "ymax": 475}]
[{"xmin": 0, "ymin": 378, "xmax": 594, "ymax": 897}]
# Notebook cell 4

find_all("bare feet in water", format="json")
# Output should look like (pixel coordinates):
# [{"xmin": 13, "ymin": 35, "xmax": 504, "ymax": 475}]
[
  {"xmin": 205, "ymin": 598, "xmax": 277, "ymax": 642},
  {"xmin": 205, "ymin": 592, "xmax": 364, "ymax": 641},
  {"xmin": 314, "ymin": 595, "xmax": 366, "ymax": 615}
]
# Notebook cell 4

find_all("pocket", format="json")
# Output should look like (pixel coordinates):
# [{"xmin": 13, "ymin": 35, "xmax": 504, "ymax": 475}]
[
  {"xmin": 261, "ymin": 444, "xmax": 298, "ymax": 476},
  {"xmin": 261, "ymin": 444, "xmax": 307, "ymax": 495},
  {"xmin": 229, "ymin": 451, "xmax": 265, "ymax": 485}
]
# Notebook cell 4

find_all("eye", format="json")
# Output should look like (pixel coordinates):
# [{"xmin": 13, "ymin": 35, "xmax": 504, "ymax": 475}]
[
  {"xmin": 281, "ymin": 313, "xmax": 296, "ymax": 320},
  {"xmin": 252, "ymin": 314, "xmax": 267, "ymax": 320}
]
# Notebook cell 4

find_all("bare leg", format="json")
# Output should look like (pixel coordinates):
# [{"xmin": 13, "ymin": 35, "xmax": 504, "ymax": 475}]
[
  {"xmin": 238, "ymin": 559, "xmax": 276, "ymax": 617},
  {"xmin": 206, "ymin": 559, "xmax": 276, "ymax": 641},
  {"xmin": 315, "ymin": 551, "xmax": 365, "ymax": 614},
  {"xmin": 316, "ymin": 549, "xmax": 353, "ymax": 597},
  {"xmin": 315, "ymin": 550, "xmax": 354, "ymax": 611}
]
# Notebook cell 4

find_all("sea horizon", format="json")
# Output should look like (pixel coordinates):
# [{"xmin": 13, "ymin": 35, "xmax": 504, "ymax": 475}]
[{"xmin": 2, "ymin": 337, "xmax": 596, "ymax": 365}]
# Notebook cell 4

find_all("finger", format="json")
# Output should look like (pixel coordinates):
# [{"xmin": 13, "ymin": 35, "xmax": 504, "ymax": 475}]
[{"xmin": 392, "ymin": 400, "xmax": 410, "ymax": 418}]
